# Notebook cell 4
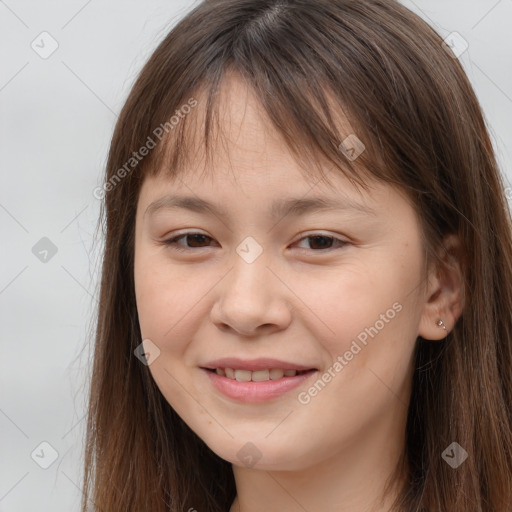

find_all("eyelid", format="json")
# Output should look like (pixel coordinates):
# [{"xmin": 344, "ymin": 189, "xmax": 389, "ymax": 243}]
[
  {"xmin": 292, "ymin": 231, "xmax": 349, "ymax": 251},
  {"xmin": 160, "ymin": 230, "xmax": 349, "ymax": 253}
]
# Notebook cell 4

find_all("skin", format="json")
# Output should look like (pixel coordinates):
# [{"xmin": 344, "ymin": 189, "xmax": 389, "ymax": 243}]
[{"xmin": 133, "ymin": 74, "xmax": 463, "ymax": 512}]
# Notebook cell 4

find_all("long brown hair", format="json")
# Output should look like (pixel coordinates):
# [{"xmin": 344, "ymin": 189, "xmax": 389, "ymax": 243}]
[{"xmin": 82, "ymin": 0, "xmax": 512, "ymax": 510}]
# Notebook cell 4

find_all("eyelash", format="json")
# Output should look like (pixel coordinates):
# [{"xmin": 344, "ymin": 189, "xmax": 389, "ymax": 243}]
[{"xmin": 161, "ymin": 231, "xmax": 348, "ymax": 253}]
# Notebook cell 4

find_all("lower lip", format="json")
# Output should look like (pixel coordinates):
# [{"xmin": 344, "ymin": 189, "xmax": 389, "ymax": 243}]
[{"xmin": 201, "ymin": 368, "xmax": 317, "ymax": 402}]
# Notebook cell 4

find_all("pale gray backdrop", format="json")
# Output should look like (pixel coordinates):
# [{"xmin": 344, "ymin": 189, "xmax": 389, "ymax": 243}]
[{"xmin": 1, "ymin": 1, "xmax": 511, "ymax": 510}]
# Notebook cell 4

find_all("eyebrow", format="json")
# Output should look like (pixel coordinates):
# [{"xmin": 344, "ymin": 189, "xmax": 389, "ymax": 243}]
[{"xmin": 144, "ymin": 194, "xmax": 376, "ymax": 221}]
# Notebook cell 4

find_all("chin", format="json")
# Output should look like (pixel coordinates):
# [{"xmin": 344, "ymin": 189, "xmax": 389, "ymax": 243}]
[{"xmin": 206, "ymin": 439, "xmax": 310, "ymax": 471}]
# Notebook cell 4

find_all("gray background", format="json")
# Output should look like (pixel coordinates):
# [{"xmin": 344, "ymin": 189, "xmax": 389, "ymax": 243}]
[{"xmin": 1, "ymin": 1, "xmax": 511, "ymax": 510}]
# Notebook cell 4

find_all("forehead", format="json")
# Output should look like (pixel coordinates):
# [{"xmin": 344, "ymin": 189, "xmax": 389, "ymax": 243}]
[
  {"xmin": 135, "ymin": 76, "xmax": 414, "ymax": 236},
  {"xmin": 151, "ymin": 70, "xmax": 380, "ymax": 182},
  {"xmin": 138, "ymin": 154, "xmax": 394, "ymax": 231},
  {"xmin": 147, "ymin": 72, "xmax": 375, "ymax": 194}
]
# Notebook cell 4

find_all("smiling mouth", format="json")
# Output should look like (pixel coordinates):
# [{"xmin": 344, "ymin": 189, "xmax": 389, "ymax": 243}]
[{"xmin": 203, "ymin": 367, "xmax": 317, "ymax": 382}]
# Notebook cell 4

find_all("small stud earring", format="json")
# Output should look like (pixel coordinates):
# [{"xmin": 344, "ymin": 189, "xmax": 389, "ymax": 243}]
[{"xmin": 436, "ymin": 319, "xmax": 447, "ymax": 330}]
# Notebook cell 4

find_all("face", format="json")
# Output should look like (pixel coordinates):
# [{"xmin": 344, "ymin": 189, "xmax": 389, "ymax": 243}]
[{"xmin": 133, "ymin": 76, "xmax": 431, "ymax": 471}]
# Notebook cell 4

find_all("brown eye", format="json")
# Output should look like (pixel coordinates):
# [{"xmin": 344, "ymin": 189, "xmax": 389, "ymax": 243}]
[
  {"xmin": 163, "ymin": 233, "xmax": 216, "ymax": 251},
  {"xmin": 162, "ymin": 231, "xmax": 348, "ymax": 253},
  {"xmin": 294, "ymin": 234, "xmax": 348, "ymax": 252}
]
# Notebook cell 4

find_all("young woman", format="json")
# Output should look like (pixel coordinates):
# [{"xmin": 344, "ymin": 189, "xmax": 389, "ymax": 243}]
[{"xmin": 83, "ymin": 0, "xmax": 512, "ymax": 510}]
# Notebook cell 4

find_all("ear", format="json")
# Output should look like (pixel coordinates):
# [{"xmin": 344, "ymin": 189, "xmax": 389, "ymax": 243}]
[{"xmin": 418, "ymin": 233, "xmax": 465, "ymax": 340}]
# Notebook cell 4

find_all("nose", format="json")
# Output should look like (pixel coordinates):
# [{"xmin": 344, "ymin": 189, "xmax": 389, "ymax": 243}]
[{"xmin": 210, "ymin": 255, "xmax": 293, "ymax": 337}]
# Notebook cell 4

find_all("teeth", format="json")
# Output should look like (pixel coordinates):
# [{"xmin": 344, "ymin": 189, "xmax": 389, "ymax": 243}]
[
  {"xmin": 252, "ymin": 370, "xmax": 269, "ymax": 382},
  {"xmin": 215, "ymin": 368, "xmax": 306, "ymax": 381},
  {"xmin": 269, "ymin": 368, "xmax": 284, "ymax": 380},
  {"xmin": 235, "ymin": 369, "xmax": 252, "ymax": 382}
]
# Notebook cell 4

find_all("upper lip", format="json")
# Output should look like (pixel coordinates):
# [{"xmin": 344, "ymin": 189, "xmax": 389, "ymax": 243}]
[{"xmin": 201, "ymin": 357, "xmax": 318, "ymax": 372}]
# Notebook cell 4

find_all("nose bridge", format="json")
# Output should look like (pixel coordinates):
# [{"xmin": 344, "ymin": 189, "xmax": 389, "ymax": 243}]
[
  {"xmin": 210, "ymin": 237, "xmax": 292, "ymax": 335},
  {"xmin": 228, "ymin": 236, "xmax": 274, "ymax": 306}
]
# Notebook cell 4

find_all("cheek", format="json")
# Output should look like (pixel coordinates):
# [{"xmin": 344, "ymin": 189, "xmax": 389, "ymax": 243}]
[
  {"xmin": 289, "ymin": 258, "xmax": 420, "ymax": 444},
  {"xmin": 134, "ymin": 249, "xmax": 186, "ymax": 346},
  {"xmin": 134, "ymin": 248, "xmax": 220, "ymax": 356},
  {"xmin": 306, "ymin": 249, "xmax": 422, "ymax": 371},
  {"xmin": 134, "ymin": 251, "xmax": 208, "ymax": 419}
]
